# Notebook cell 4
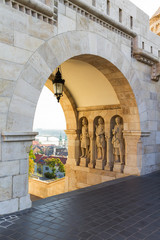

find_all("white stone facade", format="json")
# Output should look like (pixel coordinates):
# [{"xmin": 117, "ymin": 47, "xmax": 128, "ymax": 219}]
[{"xmin": 0, "ymin": 0, "xmax": 160, "ymax": 214}]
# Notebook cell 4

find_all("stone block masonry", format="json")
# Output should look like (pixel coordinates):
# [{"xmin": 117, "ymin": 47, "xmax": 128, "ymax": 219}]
[{"xmin": 0, "ymin": 0, "xmax": 160, "ymax": 215}]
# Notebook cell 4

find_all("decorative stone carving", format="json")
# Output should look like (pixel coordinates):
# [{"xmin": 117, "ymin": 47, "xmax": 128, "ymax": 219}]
[
  {"xmin": 132, "ymin": 37, "xmax": 159, "ymax": 67},
  {"xmin": 96, "ymin": 117, "xmax": 105, "ymax": 160},
  {"xmin": 4, "ymin": 0, "xmax": 57, "ymax": 25},
  {"xmin": 66, "ymin": 0, "xmax": 136, "ymax": 39},
  {"xmin": 151, "ymin": 63, "xmax": 160, "ymax": 82},
  {"xmin": 133, "ymin": 49, "xmax": 159, "ymax": 66},
  {"xmin": 15, "ymin": 0, "xmax": 54, "ymax": 17},
  {"xmin": 80, "ymin": 118, "xmax": 90, "ymax": 167},
  {"xmin": 112, "ymin": 116, "xmax": 125, "ymax": 172},
  {"xmin": 95, "ymin": 117, "xmax": 106, "ymax": 170}
]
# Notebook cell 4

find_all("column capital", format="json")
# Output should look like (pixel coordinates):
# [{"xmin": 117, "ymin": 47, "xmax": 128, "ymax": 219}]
[
  {"xmin": 65, "ymin": 129, "xmax": 80, "ymax": 135},
  {"xmin": 2, "ymin": 132, "xmax": 38, "ymax": 142},
  {"xmin": 123, "ymin": 131, "xmax": 150, "ymax": 138},
  {"xmin": 65, "ymin": 130, "xmax": 80, "ymax": 140}
]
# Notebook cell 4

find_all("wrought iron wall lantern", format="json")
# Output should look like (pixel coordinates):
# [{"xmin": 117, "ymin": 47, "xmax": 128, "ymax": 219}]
[{"xmin": 50, "ymin": 67, "xmax": 65, "ymax": 102}]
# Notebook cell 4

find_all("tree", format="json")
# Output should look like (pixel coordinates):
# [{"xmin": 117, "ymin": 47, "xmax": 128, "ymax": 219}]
[
  {"xmin": 29, "ymin": 146, "xmax": 35, "ymax": 176},
  {"xmin": 44, "ymin": 158, "xmax": 57, "ymax": 179},
  {"xmin": 44, "ymin": 157, "xmax": 65, "ymax": 179},
  {"xmin": 56, "ymin": 158, "xmax": 65, "ymax": 173}
]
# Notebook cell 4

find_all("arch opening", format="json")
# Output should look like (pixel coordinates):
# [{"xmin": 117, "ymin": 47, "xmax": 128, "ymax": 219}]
[
  {"xmin": 2, "ymin": 30, "xmax": 146, "ymax": 214},
  {"xmin": 28, "ymin": 53, "xmax": 141, "ymax": 196},
  {"xmin": 29, "ymin": 85, "xmax": 68, "ymax": 200}
]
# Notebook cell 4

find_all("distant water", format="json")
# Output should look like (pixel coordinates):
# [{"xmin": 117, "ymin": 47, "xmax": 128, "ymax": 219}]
[
  {"xmin": 35, "ymin": 136, "xmax": 59, "ymax": 145},
  {"xmin": 34, "ymin": 129, "xmax": 66, "ymax": 139}
]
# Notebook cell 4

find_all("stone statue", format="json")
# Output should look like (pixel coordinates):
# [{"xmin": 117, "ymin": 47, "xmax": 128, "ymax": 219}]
[
  {"xmin": 95, "ymin": 117, "xmax": 105, "ymax": 160},
  {"xmin": 112, "ymin": 117, "xmax": 124, "ymax": 164},
  {"xmin": 80, "ymin": 118, "xmax": 90, "ymax": 158}
]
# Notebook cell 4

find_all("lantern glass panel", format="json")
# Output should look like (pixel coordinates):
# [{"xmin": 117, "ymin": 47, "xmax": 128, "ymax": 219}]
[
  {"xmin": 53, "ymin": 83, "xmax": 57, "ymax": 94},
  {"xmin": 56, "ymin": 83, "xmax": 63, "ymax": 94},
  {"xmin": 53, "ymin": 83, "xmax": 63, "ymax": 94}
]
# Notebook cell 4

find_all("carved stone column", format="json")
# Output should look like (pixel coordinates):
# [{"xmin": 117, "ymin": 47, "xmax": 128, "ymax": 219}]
[
  {"xmin": 65, "ymin": 130, "xmax": 80, "ymax": 166},
  {"xmin": 64, "ymin": 130, "xmax": 80, "ymax": 192},
  {"xmin": 123, "ymin": 131, "xmax": 150, "ymax": 175},
  {"xmin": 105, "ymin": 134, "xmax": 113, "ymax": 171},
  {"xmin": 88, "ymin": 135, "xmax": 96, "ymax": 168}
]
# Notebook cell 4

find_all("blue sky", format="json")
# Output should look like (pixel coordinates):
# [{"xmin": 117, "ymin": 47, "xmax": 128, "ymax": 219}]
[{"xmin": 33, "ymin": 1, "xmax": 159, "ymax": 130}]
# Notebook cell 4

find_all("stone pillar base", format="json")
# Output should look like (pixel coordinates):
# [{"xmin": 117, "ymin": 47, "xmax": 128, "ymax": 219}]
[
  {"xmin": 20, "ymin": 194, "xmax": 32, "ymax": 211},
  {"xmin": 113, "ymin": 162, "xmax": 124, "ymax": 173},
  {"xmin": 0, "ymin": 198, "xmax": 18, "ymax": 215},
  {"xmin": 0, "ymin": 194, "xmax": 32, "ymax": 215},
  {"xmin": 104, "ymin": 164, "xmax": 113, "ymax": 171},
  {"xmin": 95, "ymin": 159, "xmax": 105, "ymax": 170},
  {"xmin": 80, "ymin": 157, "xmax": 89, "ymax": 167},
  {"xmin": 88, "ymin": 162, "xmax": 95, "ymax": 168}
]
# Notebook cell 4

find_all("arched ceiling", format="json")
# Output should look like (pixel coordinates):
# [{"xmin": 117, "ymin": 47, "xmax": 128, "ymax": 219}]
[{"xmin": 54, "ymin": 59, "xmax": 119, "ymax": 108}]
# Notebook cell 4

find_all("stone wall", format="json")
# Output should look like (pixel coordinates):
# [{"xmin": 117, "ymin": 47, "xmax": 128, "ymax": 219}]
[
  {"xmin": 0, "ymin": 0, "xmax": 160, "ymax": 214},
  {"xmin": 65, "ymin": 165, "xmax": 128, "ymax": 191},
  {"xmin": 65, "ymin": 105, "xmax": 149, "ymax": 191},
  {"xmin": 59, "ymin": 0, "xmax": 160, "ymax": 56},
  {"xmin": 29, "ymin": 177, "xmax": 65, "ymax": 198}
]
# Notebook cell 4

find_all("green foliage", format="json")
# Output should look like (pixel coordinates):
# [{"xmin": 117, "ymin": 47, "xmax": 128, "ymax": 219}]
[
  {"xmin": 45, "ymin": 158, "xmax": 56, "ymax": 179},
  {"xmin": 44, "ymin": 158, "xmax": 65, "ymax": 179},
  {"xmin": 37, "ymin": 164, "xmax": 42, "ymax": 174},
  {"xmin": 56, "ymin": 158, "xmax": 65, "ymax": 172},
  {"xmin": 29, "ymin": 158, "xmax": 35, "ymax": 176},
  {"xmin": 29, "ymin": 147, "xmax": 36, "ymax": 160},
  {"xmin": 44, "ymin": 172, "xmax": 56, "ymax": 179},
  {"xmin": 29, "ymin": 146, "xmax": 36, "ymax": 176},
  {"xmin": 45, "ymin": 158, "xmax": 57, "ymax": 169}
]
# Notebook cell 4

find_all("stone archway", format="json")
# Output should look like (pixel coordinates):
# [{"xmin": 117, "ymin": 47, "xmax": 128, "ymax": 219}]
[
  {"xmin": 6, "ymin": 31, "xmax": 146, "ymax": 132},
  {"xmin": 1, "ymin": 30, "xmax": 148, "ymax": 214}
]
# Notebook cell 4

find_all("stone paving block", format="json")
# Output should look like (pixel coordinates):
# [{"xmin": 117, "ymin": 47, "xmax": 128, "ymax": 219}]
[{"xmin": 0, "ymin": 172, "xmax": 160, "ymax": 239}]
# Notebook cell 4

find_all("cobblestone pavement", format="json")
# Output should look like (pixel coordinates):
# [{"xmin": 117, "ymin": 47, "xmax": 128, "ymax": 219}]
[{"xmin": 0, "ymin": 172, "xmax": 160, "ymax": 240}]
